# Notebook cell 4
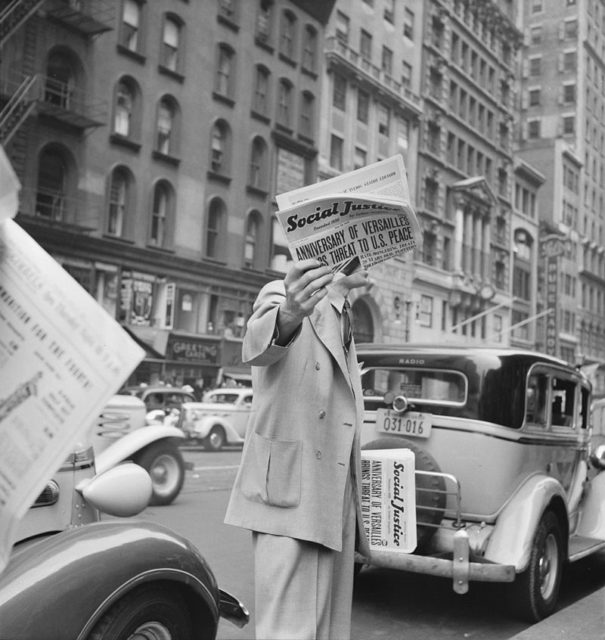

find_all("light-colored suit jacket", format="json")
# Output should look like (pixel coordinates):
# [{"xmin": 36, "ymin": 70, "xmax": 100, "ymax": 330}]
[{"xmin": 224, "ymin": 280, "xmax": 369, "ymax": 553}]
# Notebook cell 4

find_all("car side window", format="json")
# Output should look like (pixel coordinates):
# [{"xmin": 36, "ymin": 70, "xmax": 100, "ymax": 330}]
[
  {"xmin": 526, "ymin": 373, "xmax": 548, "ymax": 427},
  {"xmin": 551, "ymin": 376, "xmax": 576, "ymax": 428}
]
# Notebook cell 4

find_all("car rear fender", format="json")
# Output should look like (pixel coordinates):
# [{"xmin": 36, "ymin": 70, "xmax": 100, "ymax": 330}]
[
  {"xmin": 0, "ymin": 521, "xmax": 219, "ymax": 640},
  {"xmin": 575, "ymin": 469, "xmax": 605, "ymax": 539},
  {"xmin": 194, "ymin": 415, "xmax": 239, "ymax": 440},
  {"xmin": 95, "ymin": 425, "xmax": 185, "ymax": 475},
  {"xmin": 484, "ymin": 474, "xmax": 566, "ymax": 571}
]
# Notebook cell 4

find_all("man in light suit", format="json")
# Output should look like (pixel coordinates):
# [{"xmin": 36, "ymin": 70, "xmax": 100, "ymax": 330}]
[{"xmin": 225, "ymin": 258, "xmax": 370, "ymax": 640}]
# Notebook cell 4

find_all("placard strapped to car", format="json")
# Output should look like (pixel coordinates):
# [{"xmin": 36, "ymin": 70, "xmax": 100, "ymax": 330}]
[{"xmin": 360, "ymin": 448, "xmax": 417, "ymax": 554}]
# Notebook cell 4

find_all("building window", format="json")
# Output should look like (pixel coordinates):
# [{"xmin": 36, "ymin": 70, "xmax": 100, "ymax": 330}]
[
  {"xmin": 424, "ymin": 178, "xmax": 438, "ymax": 211},
  {"xmin": 107, "ymin": 167, "xmax": 131, "ymax": 237},
  {"xmin": 44, "ymin": 51, "xmax": 75, "ymax": 109},
  {"xmin": 161, "ymin": 16, "xmax": 183, "ymax": 74},
  {"xmin": 36, "ymin": 146, "xmax": 67, "ymax": 220},
  {"xmin": 377, "ymin": 103, "xmax": 390, "ymax": 136},
  {"xmin": 206, "ymin": 198, "xmax": 225, "ymax": 259},
  {"xmin": 531, "ymin": 0, "xmax": 543, "ymax": 13},
  {"xmin": 333, "ymin": 73, "xmax": 346, "ymax": 111},
  {"xmin": 114, "ymin": 79, "xmax": 137, "ymax": 137},
  {"xmin": 563, "ymin": 50, "xmax": 577, "ymax": 72},
  {"xmin": 354, "ymin": 147, "xmax": 366, "ymax": 169},
  {"xmin": 563, "ymin": 115, "xmax": 575, "ymax": 135},
  {"xmin": 330, "ymin": 134, "xmax": 343, "ymax": 171},
  {"xmin": 255, "ymin": 2, "xmax": 273, "ymax": 43},
  {"xmin": 252, "ymin": 65, "xmax": 270, "ymax": 116},
  {"xmin": 529, "ymin": 56, "xmax": 541, "ymax": 76},
  {"xmin": 357, "ymin": 89, "xmax": 369, "ymax": 123},
  {"xmin": 381, "ymin": 45, "xmax": 393, "ymax": 75},
  {"xmin": 150, "ymin": 181, "xmax": 173, "ymax": 247},
  {"xmin": 529, "ymin": 87, "xmax": 541, "ymax": 106},
  {"xmin": 156, "ymin": 97, "xmax": 177, "ymax": 156},
  {"xmin": 418, "ymin": 295, "xmax": 433, "ymax": 327},
  {"xmin": 215, "ymin": 44, "xmax": 235, "ymax": 98},
  {"xmin": 384, "ymin": 0, "xmax": 395, "ymax": 23},
  {"xmin": 401, "ymin": 61, "xmax": 412, "ymax": 88},
  {"xmin": 564, "ymin": 19, "xmax": 578, "ymax": 39},
  {"xmin": 244, "ymin": 211, "xmax": 261, "ymax": 269},
  {"xmin": 279, "ymin": 10, "xmax": 297, "ymax": 60},
  {"xmin": 299, "ymin": 91, "xmax": 315, "ymax": 139},
  {"xmin": 248, "ymin": 136, "xmax": 267, "ymax": 189},
  {"xmin": 120, "ymin": 0, "xmax": 143, "ymax": 53},
  {"xmin": 277, "ymin": 78, "xmax": 293, "ymax": 128},
  {"xmin": 528, "ymin": 119, "xmax": 541, "ymax": 138},
  {"xmin": 210, "ymin": 120, "xmax": 230, "ymax": 175},
  {"xmin": 530, "ymin": 25, "xmax": 542, "ymax": 45},
  {"xmin": 403, "ymin": 8, "xmax": 414, "ymax": 39},
  {"xmin": 360, "ymin": 29, "xmax": 372, "ymax": 61},
  {"xmin": 302, "ymin": 25, "xmax": 317, "ymax": 72},
  {"xmin": 563, "ymin": 83, "xmax": 576, "ymax": 103},
  {"xmin": 335, "ymin": 11, "xmax": 350, "ymax": 43}
]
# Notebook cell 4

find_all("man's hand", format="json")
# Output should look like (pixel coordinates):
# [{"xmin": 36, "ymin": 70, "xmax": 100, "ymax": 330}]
[{"xmin": 275, "ymin": 259, "xmax": 333, "ymax": 344}]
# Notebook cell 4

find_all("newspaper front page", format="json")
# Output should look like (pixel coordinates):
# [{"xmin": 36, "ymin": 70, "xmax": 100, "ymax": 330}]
[
  {"xmin": 275, "ymin": 155, "xmax": 421, "ymax": 272},
  {"xmin": 0, "ymin": 210, "xmax": 144, "ymax": 571}
]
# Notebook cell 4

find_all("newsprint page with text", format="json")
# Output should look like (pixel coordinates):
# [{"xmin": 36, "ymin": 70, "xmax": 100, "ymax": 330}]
[
  {"xmin": 275, "ymin": 155, "xmax": 421, "ymax": 273},
  {"xmin": 0, "ymin": 149, "xmax": 144, "ymax": 572}
]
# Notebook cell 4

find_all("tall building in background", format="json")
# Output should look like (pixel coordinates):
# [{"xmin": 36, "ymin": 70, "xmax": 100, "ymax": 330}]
[
  {"xmin": 516, "ymin": 0, "xmax": 605, "ymax": 376},
  {"xmin": 0, "ymin": 0, "xmax": 334, "ymax": 387},
  {"xmin": 412, "ymin": 0, "xmax": 525, "ymax": 346},
  {"xmin": 316, "ymin": 0, "xmax": 423, "ymax": 343}
]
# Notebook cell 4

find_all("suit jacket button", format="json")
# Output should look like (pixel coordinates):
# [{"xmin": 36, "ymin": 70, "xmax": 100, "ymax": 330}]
[
  {"xmin": 318, "ymin": 410, "xmax": 326, "ymax": 419},
  {"xmin": 315, "ymin": 450, "xmax": 322, "ymax": 459},
  {"xmin": 315, "ymin": 362, "xmax": 321, "ymax": 370}
]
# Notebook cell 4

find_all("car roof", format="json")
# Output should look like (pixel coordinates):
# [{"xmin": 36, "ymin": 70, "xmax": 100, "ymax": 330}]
[{"xmin": 355, "ymin": 343, "xmax": 573, "ymax": 368}]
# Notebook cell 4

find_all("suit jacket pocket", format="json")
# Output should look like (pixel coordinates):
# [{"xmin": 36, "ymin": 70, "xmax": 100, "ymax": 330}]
[{"xmin": 240, "ymin": 432, "xmax": 301, "ymax": 508}]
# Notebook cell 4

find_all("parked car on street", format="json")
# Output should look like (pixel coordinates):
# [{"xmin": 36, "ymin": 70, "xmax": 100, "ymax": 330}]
[
  {"xmin": 120, "ymin": 385, "xmax": 197, "ymax": 413},
  {"xmin": 355, "ymin": 344, "xmax": 605, "ymax": 622},
  {"xmin": 0, "ymin": 444, "xmax": 249, "ymax": 640},
  {"xmin": 93, "ymin": 394, "xmax": 186, "ymax": 505},
  {"xmin": 178, "ymin": 388, "xmax": 253, "ymax": 450}
]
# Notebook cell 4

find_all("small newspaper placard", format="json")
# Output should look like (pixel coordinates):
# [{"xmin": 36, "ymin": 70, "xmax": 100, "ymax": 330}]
[
  {"xmin": 275, "ymin": 155, "xmax": 421, "ymax": 272},
  {"xmin": 361, "ymin": 448, "xmax": 417, "ymax": 554}
]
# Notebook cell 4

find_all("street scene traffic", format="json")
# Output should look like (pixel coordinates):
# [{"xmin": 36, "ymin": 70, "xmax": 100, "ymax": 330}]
[{"xmin": 3, "ymin": 0, "xmax": 605, "ymax": 639}]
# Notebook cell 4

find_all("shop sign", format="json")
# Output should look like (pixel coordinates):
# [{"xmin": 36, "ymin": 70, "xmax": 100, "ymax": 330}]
[
  {"xmin": 544, "ymin": 255, "xmax": 559, "ymax": 357},
  {"xmin": 167, "ymin": 335, "xmax": 219, "ymax": 364}
]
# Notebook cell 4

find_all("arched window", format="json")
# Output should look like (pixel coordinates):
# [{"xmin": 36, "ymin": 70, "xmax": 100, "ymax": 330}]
[
  {"xmin": 155, "ymin": 96, "xmax": 179, "ymax": 156},
  {"xmin": 113, "ymin": 77, "xmax": 140, "ymax": 137},
  {"xmin": 302, "ymin": 25, "xmax": 317, "ymax": 72},
  {"xmin": 209, "ymin": 120, "xmax": 231, "ymax": 175},
  {"xmin": 36, "ymin": 147, "xmax": 68, "ymax": 220},
  {"xmin": 45, "ymin": 50, "xmax": 76, "ymax": 108},
  {"xmin": 206, "ymin": 198, "xmax": 226, "ymax": 259},
  {"xmin": 351, "ymin": 299, "xmax": 374, "ymax": 344},
  {"xmin": 150, "ymin": 181, "xmax": 174, "ymax": 247},
  {"xmin": 215, "ymin": 43, "xmax": 235, "ymax": 98},
  {"xmin": 277, "ymin": 78, "xmax": 293, "ymax": 128},
  {"xmin": 161, "ymin": 15, "xmax": 183, "ymax": 72},
  {"xmin": 279, "ymin": 10, "xmax": 297, "ymax": 59},
  {"xmin": 299, "ymin": 90, "xmax": 315, "ymax": 139},
  {"xmin": 244, "ymin": 210, "xmax": 262, "ymax": 269},
  {"xmin": 248, "ymin": 136, "xmax": 268, "ymax": 190},
  {"xmin": 252, "ymin": 65, "xmax": 270, "ymax": 116},
  {"xmin": 107, "ymin": 166, "xmax": 133, "ymax": 237}
]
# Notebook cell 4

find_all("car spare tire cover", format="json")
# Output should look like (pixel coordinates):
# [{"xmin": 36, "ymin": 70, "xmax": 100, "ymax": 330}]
[{"xmin": 361, "ymin": 436, "xmax": 446, "ymax": 548}]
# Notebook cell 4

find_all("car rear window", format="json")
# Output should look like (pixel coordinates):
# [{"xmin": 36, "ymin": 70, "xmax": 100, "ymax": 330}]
[
  {"xmin": 362, "ymin": 367, "xmax": 467, "ymax": 406},
  {"xmin": 208, "ymin": 393, "xmax": 240, "ymax": 404}
]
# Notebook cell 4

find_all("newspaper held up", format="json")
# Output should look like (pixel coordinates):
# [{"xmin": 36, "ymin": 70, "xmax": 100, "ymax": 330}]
[
  {"xmin": 0, "ymin": 219, "xmax": 144, "ymax": 572},
  {"xmin": 275, "ymin": 154, "xmax": 421, "ymax": 272},
  {"xmin": 361, "ymin": 448, "xmax": 417, "ymax": 554}
]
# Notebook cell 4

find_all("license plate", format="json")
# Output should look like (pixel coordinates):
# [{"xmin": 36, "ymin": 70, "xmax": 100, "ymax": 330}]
[{"xmin": 376, "ymin": 409, "xmax": 432, "ymax": 438}]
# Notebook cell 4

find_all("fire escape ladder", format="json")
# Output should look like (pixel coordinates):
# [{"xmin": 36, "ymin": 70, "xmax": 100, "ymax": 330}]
[
  {"xmin": 0, "ymin": 74, "xmax": 38, "ymax": 145},
  {"xmin": 0, "ymin": 0, "xmax": 46, "ymax": 48}
]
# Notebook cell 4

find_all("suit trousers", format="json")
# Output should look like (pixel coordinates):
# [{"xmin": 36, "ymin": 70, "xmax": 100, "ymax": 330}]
[{"xmin": 252, "ymin": 472, "xmax": 356, "ymax": 640}]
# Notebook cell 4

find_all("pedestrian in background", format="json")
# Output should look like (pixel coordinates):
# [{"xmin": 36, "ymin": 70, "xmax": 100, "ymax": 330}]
[{"xmin": 225, "ymin": 258, "xmax": 370, "ymax": 640}]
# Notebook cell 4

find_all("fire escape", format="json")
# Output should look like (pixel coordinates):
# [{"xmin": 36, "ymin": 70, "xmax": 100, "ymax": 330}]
[{"xmin": 0, "ymin": 0, "xmax": 113, "ymax": 148}]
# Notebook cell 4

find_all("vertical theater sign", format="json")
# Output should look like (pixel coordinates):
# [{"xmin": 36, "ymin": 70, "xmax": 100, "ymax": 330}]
[{"xmin": 541, "ymin": 235, "xmax": 566, "ymax": 357}]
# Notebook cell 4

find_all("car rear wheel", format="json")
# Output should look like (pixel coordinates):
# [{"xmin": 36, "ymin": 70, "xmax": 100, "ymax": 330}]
[
  {"xmin": 134, "ymin": 440, "xmax": 185, "ymax": 506},
  {"xmin": 362, "ymin": 436, "xmax": 446, "ymax": 549},
  {"xmin": 204, "ymin": 425, "xmax": 226, "ymax": 451},
  {"xmin": 507, "ymin": 510, "xmax": 564, "ymax": 622},
  {"xmin": 87, "ymin": 585, "xmax": 196, "ymax": 640}
]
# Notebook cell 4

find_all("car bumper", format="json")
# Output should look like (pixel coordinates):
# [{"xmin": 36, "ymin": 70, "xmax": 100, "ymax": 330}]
[{"xmin": 219, "ymin": 589, "xmax": 250, "ymax": 628}]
